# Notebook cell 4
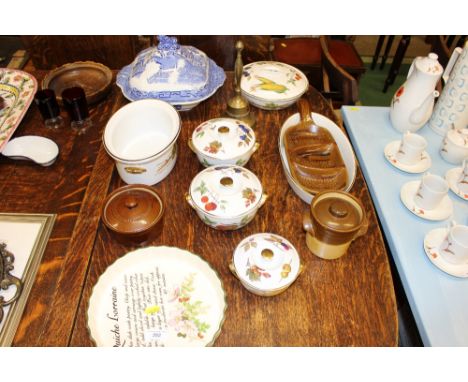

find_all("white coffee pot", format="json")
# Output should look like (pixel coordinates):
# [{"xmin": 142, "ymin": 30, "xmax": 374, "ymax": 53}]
[{"xmin": 390, "ymin": 53, "xmax": 443, "ymax": 133}]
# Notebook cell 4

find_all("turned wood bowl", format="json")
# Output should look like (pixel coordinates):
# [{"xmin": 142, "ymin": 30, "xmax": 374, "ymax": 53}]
[{"xmin": 42, "ymin": 61, "xmax": 113, "ymax": 105}]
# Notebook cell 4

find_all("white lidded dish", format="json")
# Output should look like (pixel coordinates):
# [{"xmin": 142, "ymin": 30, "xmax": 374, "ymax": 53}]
[
  {"xmin": 240, "ymin": 61, "xmax": 308, "ymax": 110},
  {"xmin": 186, "ymin": 165, "xmax": 267, "ymax": 230},
  {"xmin": 189, "ymin": 117, "xmax": 258, "ymax": 167},
  {"xmin": 103, "ymin": 99, "xmax": 181, "ymax": 186},
  {"xmin": 230, "ymin": 233, "xmax": 302, "ymax": 296}
]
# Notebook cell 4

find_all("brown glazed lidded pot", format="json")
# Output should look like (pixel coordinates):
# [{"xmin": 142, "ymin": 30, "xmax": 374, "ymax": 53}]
[
  {"xmin": 102, "ymin": 184, "xmax": 164, "ymax": 245},
  {"xmin": 303, "ymin": 190, "xmax": 368, "ymax": 260}
]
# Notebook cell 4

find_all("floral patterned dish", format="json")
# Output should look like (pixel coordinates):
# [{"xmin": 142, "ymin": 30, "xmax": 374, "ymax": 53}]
[
  {"xmin": 0, "ymin": 69, "xmax": 37, "ymax": 152},
  {"xmin": 240, "ymin": 61, "xmax": 308, "ymax": 110},
  {"xmin": 186, "ymin": 165, "xmax": 267, "ymax": 230},
  {"xmin": 231, "ymin": 233, "xmax": 301, "ymax": 296},
  {"xmin": 189, "ymin": 118, "xmax": 258, "ymax": 167},
  {"xmin": 87, "ymin": 246, "xmax": 226, "ymax": 347}
]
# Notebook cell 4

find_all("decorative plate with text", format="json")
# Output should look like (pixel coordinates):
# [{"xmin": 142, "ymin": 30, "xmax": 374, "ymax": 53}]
[{"xmin": 87, "ymin": 246, "xmax": 226, "ymax": 347}]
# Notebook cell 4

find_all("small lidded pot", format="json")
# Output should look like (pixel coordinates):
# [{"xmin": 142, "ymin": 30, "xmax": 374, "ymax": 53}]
[
  {"xmin": 102, "ymin": 184, "xmax": 164, "ymax": 245},
  {"xmin": 189, "ymin": 118, "xmax": 259, "ymax": 167},
  {"xmin": 186, "ymin": 165, "xmax": 267, "ymax": 230},
  {"xmin": 230, "ymin": 233, "xmax": 302, "ymax": 296},
  {"xmin": 303, "ymin": 190, "xmax": 368, "ymax": 260}
]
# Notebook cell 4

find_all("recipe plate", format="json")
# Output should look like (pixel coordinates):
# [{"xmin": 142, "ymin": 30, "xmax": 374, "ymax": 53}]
[
  {"xmin": 87, "ymin": 246, "xmax": 227, "ymax": 347},
  {"xmin": 0, "ymin": 69, "xmax": 38, "ymax": 152}
]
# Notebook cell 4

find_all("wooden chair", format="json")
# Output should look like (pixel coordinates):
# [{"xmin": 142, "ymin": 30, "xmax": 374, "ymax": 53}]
[
  {"xmin": 271, "ymin": 36, "xmax": 366, "ymax": 91},
  {"xmin": 319, "ymin": 36, "xmax": 360, "ymax": 108}
]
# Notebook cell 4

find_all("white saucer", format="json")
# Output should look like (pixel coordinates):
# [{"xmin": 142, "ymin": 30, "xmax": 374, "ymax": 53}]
[
  {"xmin": 400, "ymin": 180, "xmax": 453, "ymax": 221},
  {"xmin": 384, "ymin": 140, "xmax": 431, "ymax": 174},
  {"xmin": 424, "ymin": 227, "xmax": 468, "ymax": 278},
  {"xmin": 445, "ymin": 167, "xmax": 468, "ymax": 201}
]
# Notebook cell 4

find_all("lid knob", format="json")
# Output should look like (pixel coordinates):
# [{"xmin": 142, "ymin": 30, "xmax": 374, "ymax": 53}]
[
  {"xmin": 218, "ymin": 126, "xmax": 230, "ymax": 134},
  {"xmin": 220, "ymin": 176, "xmax": 234, "ymax": 187},
  {"xmin": 261, "ymin": 248, "xmax": 274, "ymax": 260},
  {"xmin": 125, "ymin": 196, "xmax": 138, "ymax": 209},
  {"xmin": 328, "ymin": 201, "xmax": 348, "ymax": 218}
]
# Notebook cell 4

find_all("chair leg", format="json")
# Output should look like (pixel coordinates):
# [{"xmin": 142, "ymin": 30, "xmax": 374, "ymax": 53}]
[
  {"xmin": 380, "ymin": 35, "xmax": 395, "ymax": 70},
  {"xmin": 371, "ymin": 35, "xmax": 386, "ymax": 70},
  {"xmin": 383, "ymin": 36, "xmax": 411, "ymax": 93}
]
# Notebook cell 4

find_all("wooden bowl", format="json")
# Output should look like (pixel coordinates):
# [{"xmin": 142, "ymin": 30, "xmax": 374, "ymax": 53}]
[{"xmin": 42, "ymin": 61, "xmax": 113, "ymax": 105}]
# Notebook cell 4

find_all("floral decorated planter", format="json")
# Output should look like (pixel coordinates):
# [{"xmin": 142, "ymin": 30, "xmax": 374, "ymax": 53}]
[
  {"xmin": 186, "ymin": 165, "xmax": 267, "ymax": 230},
  {"xmin": 116, "ymin": 36, "xmax": 226, "ymax": 111},
  {"xmin": 0, "ymin": 69, "xmax": 37, "ymax": 152},
  {"xmin": 230, "ymin": 233, "xmax": 302, "ymax": 296},
  {"xmin": 189, "ymin": 117, "xmax": 259, "ymax": 167},
  {"xmin": 240, "ymin": 61, "xmax": 308, "ymax": 110}
]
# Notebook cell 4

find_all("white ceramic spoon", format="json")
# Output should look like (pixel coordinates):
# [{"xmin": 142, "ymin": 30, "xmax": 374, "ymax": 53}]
[{"xmin": 1, "ymin": 135, "xmax": 59, "ymax": 166}]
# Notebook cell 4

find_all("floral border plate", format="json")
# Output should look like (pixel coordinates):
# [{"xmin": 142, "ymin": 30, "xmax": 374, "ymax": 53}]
[
  {"xmin": 87, "ymin": 246, "xmax": 227, "ymax": 347},
  {"xmin": 0, "ymin": 69, "xmax": 37, "ymax": 152}
]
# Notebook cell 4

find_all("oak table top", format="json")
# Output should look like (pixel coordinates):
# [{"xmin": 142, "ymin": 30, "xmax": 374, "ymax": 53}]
[{"xmin": 1, "ymin": 71, "xmax": 398, "ymax": 346}]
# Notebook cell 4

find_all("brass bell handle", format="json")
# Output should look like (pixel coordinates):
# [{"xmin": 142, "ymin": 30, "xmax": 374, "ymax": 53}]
[
  {"xmin": 302, "ymin": 208, "xmax": 315, "ymax": 236},
  {"xmin": 234, "ymin": 40, "xmax": 244, "ymax": 95}
]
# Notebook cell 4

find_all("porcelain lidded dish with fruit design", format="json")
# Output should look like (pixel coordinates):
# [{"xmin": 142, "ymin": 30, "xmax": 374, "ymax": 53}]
[
  {"xmin": 240, "ymin": 61, "xmax": 308, "ymax": 110},
  {"xmin": 116, "ymin": 35, "xmax": 226, "ymax": 111},
  {"xmin": 189, "ymin": 117, "xmax": 259, "ymax": 167},
  {"xmin": 186, "ymin": 165, "xmax": 267, "ymax": 230},
  {"xmin": 230, "ymin": 233, "xmax": 302, "ymax": 296}
]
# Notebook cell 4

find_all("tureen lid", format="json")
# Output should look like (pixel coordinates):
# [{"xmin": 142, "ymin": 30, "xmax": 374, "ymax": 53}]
[
  {"xmin": 116, "ymin": 36, "xmax": 226, "ymax": 104},
  {"xmin": 241, "ymin": 61, "xmax": 308, "ymax": 102},
  {"xmin": 190, "ymin": 165, "xmax": 263, "ymax": 218},
  {"xmin": 233, "ymin": 233, "xmax": 301, "ymax": 292},
  {"xmin": 103, "ymin": 184, "xmax": 164, "ymax": 234},
  {"xmin": 415, "ymin": 53, "xmax": 443, "ymax": 75},
  {"xmin": 192, "ymin": 118, "xmax": 256, "ymax": 160}
]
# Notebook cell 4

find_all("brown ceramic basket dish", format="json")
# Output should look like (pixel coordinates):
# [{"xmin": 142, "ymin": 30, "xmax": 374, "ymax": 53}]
[
  {"xmin": 102, "ymin": 184, "xmax": 164, "ymax": 246},
  {"xmin": 42, "ymin": 61, "xmax": 113, "ymax": 105}
]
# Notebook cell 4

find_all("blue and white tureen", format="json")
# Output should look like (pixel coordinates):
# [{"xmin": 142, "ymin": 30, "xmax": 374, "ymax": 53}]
[{"xmin": 117, "ymin": 35, "xmax": 226, "ymax": 111}]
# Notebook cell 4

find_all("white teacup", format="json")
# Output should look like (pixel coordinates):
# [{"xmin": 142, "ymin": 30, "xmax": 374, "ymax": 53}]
[
  {"xmin": 457, "ymin": 159, "xmax": 468, "ymax": 194},
  {"xmin": 414, "ymin": 173, "xmax": 449, "ymax": 210},
  {"xmin": 440, "ymin": 125, "xmax": 468, "ymax": 165},
  {"xmin": 396, "ymin": 131, "xmax": 427, "ymax": 165},
  {"xmin": 439, "ymin": 222, "xmax": 468, "ymax": 265}
]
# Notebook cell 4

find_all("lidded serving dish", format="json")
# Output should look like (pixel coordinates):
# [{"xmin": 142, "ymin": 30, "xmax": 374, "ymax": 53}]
[
  {"xmin": 102, "ymin": 184, "xmax": 164, "ymax": 245},
  {"xmin": 230, "ymin": 233, "xmax": 301, "ymax": 296},
  {"xmin": 186, "ymin": 165, "xmax": 267, "ymax": 230},
  {"xmin": 240, "ymin": 61, "xmax": 308, "ymax": 110},
  {"xmin": 189, "ymin": 117, "xmax": 258, "ymax": 167},
  {"xmin": 116, "ymin": 35, "xmax": 226, "ymax": 111}
]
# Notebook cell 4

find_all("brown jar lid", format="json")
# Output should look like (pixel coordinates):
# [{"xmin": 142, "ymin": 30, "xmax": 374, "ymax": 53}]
[
  {"xmin": 103, "ymin": 184, "xmax": 164, "ymax": 234},
  {"xmin": 311, "ymin": 190, "xmax": 364, "ymax": 232}
]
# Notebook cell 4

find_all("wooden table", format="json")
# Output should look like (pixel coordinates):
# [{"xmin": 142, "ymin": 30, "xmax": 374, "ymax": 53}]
[{"xmin": 1, "ymin": 71, "xmax": 398, "ymax": 346}]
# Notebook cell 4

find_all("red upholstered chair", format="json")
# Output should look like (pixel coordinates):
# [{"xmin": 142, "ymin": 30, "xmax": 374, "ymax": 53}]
[{"xmin": 272, "ymin": 36, "xmax": 366, "ymax": 90}]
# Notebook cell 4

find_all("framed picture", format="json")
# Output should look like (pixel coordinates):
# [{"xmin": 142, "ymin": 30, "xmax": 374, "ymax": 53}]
[{"xmin": 0, "ymin": 213, "xmax": 56, "ymax": 346}]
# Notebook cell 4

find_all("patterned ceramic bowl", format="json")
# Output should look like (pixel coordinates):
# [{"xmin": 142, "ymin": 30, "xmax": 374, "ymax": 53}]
[
  {"xmin": 240, "ymin": 61, "xmax": 308, "ymax": 110},
  {"xmin": 188, "ymin": 118, "xmax": 259, "ymax": 167},
  {"xmin": 116, "ymin": 35, "xmax": 226, "ymax": 111},
  {"xmin": 186, "ymin": 165, "xmax": 267, "ymax": 230},
  {"xmin": 230, "ymin": 233, "xmax": 302, "ymax": 296}
]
